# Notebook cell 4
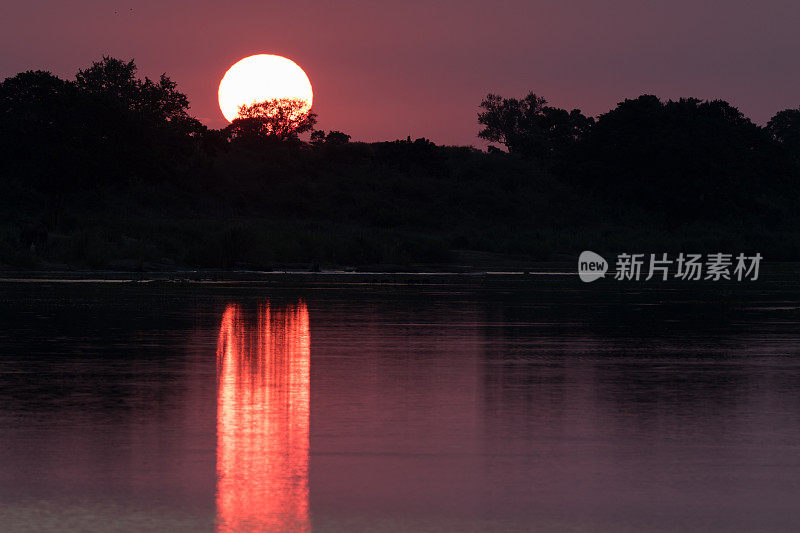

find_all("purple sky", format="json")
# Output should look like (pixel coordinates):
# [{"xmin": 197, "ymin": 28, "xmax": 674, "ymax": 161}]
[{"xmin": 2, "ymin": 0, "xmax": 799, "ymax": 145}]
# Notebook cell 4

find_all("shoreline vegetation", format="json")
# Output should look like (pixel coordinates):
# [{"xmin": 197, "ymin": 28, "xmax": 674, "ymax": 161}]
[{"xmin": 2, "ymin": 57, "xmax": 800, "ymax": 271}]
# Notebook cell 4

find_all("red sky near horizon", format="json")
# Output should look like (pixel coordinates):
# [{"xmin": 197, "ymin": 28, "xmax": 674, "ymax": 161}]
[{"xmin": 1, "ymin": 0, "xmax": 799, "ymax": 145}]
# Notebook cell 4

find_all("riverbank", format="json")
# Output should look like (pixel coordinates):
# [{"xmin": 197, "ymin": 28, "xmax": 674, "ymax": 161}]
[{"xmin": 2, "ymin": 261, "xmax": 798, "ymax": 284}]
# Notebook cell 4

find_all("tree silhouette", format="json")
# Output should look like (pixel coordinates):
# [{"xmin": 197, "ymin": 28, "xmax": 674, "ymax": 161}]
[
  {"xmin": 478, "ymin": 92, "xmax": 593, "ymax": 160},
  {"xmin": 310, "ymin": 130, "xmax": 351, "ymax": 147},
  {"xmin": 0, "ymin": 70, "xmax": 83, "ymax": 210},
  {"xmin": 225, "ymin": 98, "xmax": 316, "ymax": 142},
  {"xmin": 0, "ymin": 70, "xmax": 77, "ymax": 144},
  {"xmin": 573, "ymin": 95, "xmax": 779, "ymax": 219},
  {"xmin": 75, "ymin": 56, "xmax": 201, "ymax": 136},
  {"xmin": 75, "ymin": 57, "xmax": 140, "ymax": 102},
  {"xmin": 0, "ymin": 56, "xmax": 203, "ymax": 197},
  {"xmin": 767, "ymin": 108, "xmax": 800, "ymax": 163}
]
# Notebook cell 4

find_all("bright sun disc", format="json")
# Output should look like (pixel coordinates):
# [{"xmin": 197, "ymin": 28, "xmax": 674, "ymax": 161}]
[{"xmin": 218, "ymin": 54, "xmax": 313, "ymax": 123}]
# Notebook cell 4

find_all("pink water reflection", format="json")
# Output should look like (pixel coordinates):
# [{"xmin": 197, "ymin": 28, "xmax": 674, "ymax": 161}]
[{"xmin": 216, "ymin": 302, "xmax": 310, "ymax": 532}]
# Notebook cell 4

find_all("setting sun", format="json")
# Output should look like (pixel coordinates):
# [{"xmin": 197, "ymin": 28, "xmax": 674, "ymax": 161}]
[{"xmin": 217, "ymin": 54, "xmax": 313, "ymax": 123}]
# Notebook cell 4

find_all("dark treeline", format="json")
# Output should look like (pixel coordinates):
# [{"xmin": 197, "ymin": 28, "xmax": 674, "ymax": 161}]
[{"xmin": 2, "ymin": 56, "xmax": 800, "ymax": 270}]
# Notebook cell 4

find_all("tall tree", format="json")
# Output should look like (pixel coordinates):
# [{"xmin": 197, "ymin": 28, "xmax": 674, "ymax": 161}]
[
  {"xmin": 75, "ymin": 56, "xmax": 200, "ymax": 132},
  {"xmin": 478, "ymin": 92, "xmax": 593, "ymax": 160},
  {"xmin": 225, "ymin": 98, "xmax": 317, "ymax": 142}
]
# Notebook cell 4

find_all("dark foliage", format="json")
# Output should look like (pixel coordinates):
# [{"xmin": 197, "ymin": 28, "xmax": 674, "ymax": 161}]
[
  {"xmin": 478, "ymin": 92, "xmax": 593, "ymax": 162},
  {"xmin": 225, "ymin": 97, "xmax": 316, "ymax": 144},
  {"xmin": 1, "ymin": 59, "xmax": 800, "ymax": 269},
  {"xmin": 767, "ymin": 108, "xmax": 800, "ymax": 164},
  {"xmin": 310, "ymin": 130, "xmax": 351, "ymax": 147},
  {"xmin": 572, "ymin": 95, "xmax": 793, "ymax": 221}
]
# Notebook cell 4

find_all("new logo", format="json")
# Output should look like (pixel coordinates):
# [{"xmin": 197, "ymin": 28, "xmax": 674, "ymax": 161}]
[{"xmin": 578, "ymin": 251, "xmax": 608, "ymax": 282}]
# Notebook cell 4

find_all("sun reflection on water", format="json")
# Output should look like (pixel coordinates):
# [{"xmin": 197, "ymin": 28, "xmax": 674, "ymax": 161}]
[{"xmin": 216, "ymin": 302, "xmax": 310, "ymax": 532}]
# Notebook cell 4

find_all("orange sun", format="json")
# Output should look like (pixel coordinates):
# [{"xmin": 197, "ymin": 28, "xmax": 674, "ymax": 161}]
[{"xmin": 218, "ymin": 54, "xmax": 313, "ymax": 123}]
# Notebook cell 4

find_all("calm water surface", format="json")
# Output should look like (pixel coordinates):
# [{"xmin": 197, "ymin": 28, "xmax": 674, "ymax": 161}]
[{"xmin": 1, "ymin": 277, "xmax": 800, "ymax": 531}]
